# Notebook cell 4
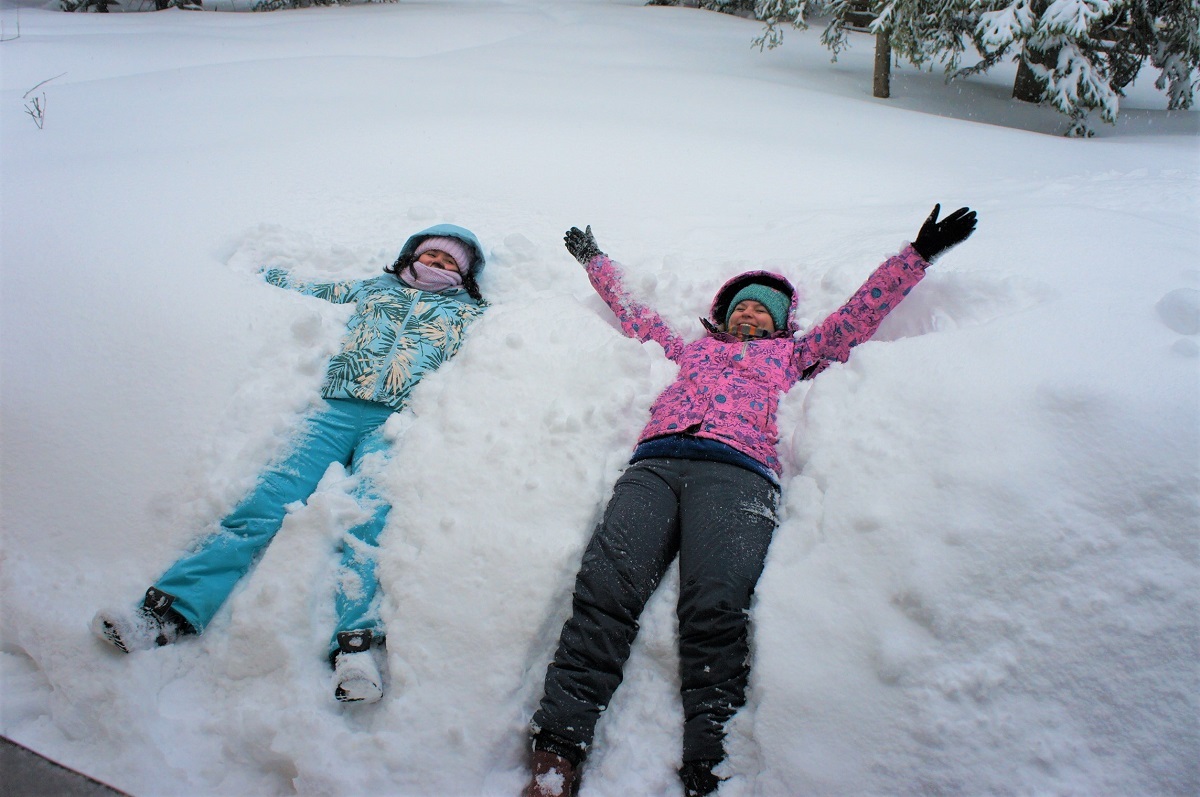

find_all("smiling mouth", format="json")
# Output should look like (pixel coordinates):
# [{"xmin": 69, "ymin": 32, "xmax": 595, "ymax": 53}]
[{"xmin": 731, "ymin": 323, "xmax": 769, "ymax": 340}]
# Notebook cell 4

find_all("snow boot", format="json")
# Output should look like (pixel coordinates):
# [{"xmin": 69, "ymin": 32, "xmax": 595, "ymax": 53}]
[
  {"xmin": 520, "ymin": 749, "xmax": 579, "ymax": 797},
  {"xmin": 333, "ymin": 630, "xmax": 384, "ymax": 704},
  {"xmin": 91, "ymin": 588, "xmax": 187, "ymax": 653},
  {"xmin": 679, "ymin": 759, "xmax": 724, "ymax": 797}
]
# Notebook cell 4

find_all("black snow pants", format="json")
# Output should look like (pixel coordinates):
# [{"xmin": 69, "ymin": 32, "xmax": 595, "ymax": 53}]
[{"xmin": 532, "ymin": 456, "xmax": 779, "ymax": 764}]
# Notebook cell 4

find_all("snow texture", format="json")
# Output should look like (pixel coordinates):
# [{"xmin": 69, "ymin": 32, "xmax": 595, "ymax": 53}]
[{"xmin": 1, "ymin": 1, "xmax": 1197, "ymax": 796}]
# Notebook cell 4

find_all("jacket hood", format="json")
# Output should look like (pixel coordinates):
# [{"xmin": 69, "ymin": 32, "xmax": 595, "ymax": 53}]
[
  {"xmin": 708, "ymin": 270, "xmax": 800, "ymax": 336},
  {"xmin": 397, "ymin": 224, "xmax": 486, "ymax": 278}
]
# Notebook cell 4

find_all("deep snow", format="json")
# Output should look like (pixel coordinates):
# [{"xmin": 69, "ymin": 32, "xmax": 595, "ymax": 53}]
[{"xmin": 1, "ymin": 1, "xmax": 1197, "ymax": 795}]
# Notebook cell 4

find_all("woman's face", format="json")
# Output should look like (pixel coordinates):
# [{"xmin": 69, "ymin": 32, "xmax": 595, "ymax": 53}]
[
  {"xmin": 728, "ymin": 300, "xmax": 776, "ymax": 333},
  {"xmin": 417, "ymin": 249, "xmax": 461, "ymax": 273}
]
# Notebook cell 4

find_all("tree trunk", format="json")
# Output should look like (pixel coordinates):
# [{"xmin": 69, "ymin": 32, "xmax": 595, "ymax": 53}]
[
  {"xmin": 1012, "ymin": 0, "xmax": 1054, "ymax": 103},
  {"xmin": 873, "ymin": 29, "xmax": 891, "ymax": 98},
  {"xmin": 1013, "ymin": 48, "xmax": 1047, "ymax": 102}
]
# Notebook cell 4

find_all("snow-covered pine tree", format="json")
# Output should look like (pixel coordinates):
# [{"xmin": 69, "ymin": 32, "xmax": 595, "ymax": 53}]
[
  {"xmin": 974, "ymin": 0, "xmax": 1125, "ymax": 134},
  {"xmin": 972, "ymin": 0, "xmax": 1200, "ymax": 135},
  {"xmin": 646, "ymin": 0, "xmax": 761, "ymax": 19},
  {"xmin": 754, "ymin": 1, "xmax": 884, "ymax": 54},
  {"xmin": 61, "ymin": 0, "xmax": 116, "ymax": 11},
  {"xmin": 851, "ymin": 1, "xmax": 980, "ymax": 96},
  {"xmin": 1111, "ymin": 0, "xmax": 1200, "ymax": 111},
  {"xmin": 871, "ymin": 0, "xmax": 977, "ymax": 70},
  {"xmin": 62, "ymin": 0, "xmax": 205, "ymax": 10},
  {"xmin": 755, "ymin": 2, "xmax": 895, "ymax": 95},
  {"xmin": 756, "ymin": 2, "xmax": 976, "ymax": 96},
  {"xmin": 753, "ymin": 0, "xmax": 824, "ymax": 50},
  {"xmin": 756, "ymin": 1, "xmax": 976, "ymax": 68},
  {"xmin": 709, "ymin": 0, "xmax": 760, "ymax": 16},
  {"xmin": 756, "ymin": 0, "xmax": 1198, "ymax": 136}
]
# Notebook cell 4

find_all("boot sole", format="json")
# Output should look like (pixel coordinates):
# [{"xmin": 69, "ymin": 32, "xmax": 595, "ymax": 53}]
[{"xmin": 95, "ymin": 619, "xmax": 131, "ymax": 654}]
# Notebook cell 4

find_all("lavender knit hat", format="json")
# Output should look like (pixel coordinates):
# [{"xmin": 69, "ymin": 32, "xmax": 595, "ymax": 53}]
[{"xmin": 414, "ymin": 236, "xmax": 474, "ymax": 273}]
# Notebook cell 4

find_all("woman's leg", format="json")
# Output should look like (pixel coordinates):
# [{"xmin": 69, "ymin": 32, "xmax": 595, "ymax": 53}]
[
  {"xmin": 152, "ymin": 400, "xmax": 365, "ymax": 633},
  {"xmin": 328, "ymin": 407, "xmax": 395, "ymax": 660},
  {"xmin": 675, "ymin": 461, "xmax": 778, "ymax": 765},
  {"xmin": 531, "ymin": 459, "xmax": 685, "ymax": 763}
]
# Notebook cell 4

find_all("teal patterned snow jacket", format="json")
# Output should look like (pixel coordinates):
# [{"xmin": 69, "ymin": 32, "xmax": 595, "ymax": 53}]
[{"xmin": 263, "ymin": 226, "xmax": 487, "ymax": 412}]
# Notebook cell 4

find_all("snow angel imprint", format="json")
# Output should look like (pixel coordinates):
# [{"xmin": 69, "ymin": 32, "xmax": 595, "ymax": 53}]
[
  {"xmin": 521, "ymin": 206, "xmax": 978, "ymax": 797},
  {"xmin": 92, "ymin": 224, "xmax": 488, "ymax": 705}
]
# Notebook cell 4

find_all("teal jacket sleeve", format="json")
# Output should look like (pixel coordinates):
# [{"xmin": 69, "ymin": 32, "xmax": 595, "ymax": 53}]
[{"xmin": 262, "ymin": 268, "xmax": 365, "ymax": 304}]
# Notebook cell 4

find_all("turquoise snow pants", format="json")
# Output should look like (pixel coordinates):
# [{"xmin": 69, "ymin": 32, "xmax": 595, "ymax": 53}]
[{"xmin": 153, "ymin": 398, "xmax": 395, "ymax": 656}]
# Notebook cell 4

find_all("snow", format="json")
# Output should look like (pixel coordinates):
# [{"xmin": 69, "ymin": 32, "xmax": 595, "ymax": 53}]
[{"xmin": 1, "ymin": 1, "xmax": 1197, "ymax": 795}]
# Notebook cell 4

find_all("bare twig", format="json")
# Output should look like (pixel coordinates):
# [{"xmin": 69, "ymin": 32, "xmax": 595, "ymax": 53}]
[
  {"xmin": 25, "ymin": 94, "xmax": 45, "ymax": 129},
  {"xmin": 22, "ymin": 74, "xmax": 66, "ymax": 130},
  {"xmin": 23, "ymin": 73, "xmax": 67, "ymax": 98}
]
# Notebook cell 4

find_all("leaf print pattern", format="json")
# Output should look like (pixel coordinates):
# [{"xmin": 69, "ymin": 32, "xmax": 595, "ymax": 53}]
[
  {"xmin": 264, "ymin": 271, "xmax": 485, "ymax": 411},
  {"xmin": 384, "ymin": 349, "xmax": 418, "ymax": 395},
  {"xmin": 418, "ymin": 319, "xmax": 451, "ymax": 348},
  {"xmin": 264, "ymin": 268, "xmax": 363, "ymax": 304}
]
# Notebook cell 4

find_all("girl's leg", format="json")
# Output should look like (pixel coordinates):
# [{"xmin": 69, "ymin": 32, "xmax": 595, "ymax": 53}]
[
  {"xmin": 531, "ymin": 459, "xmax": 684, "ymax": 763},
  {"xmin": 328, "ymin": 410, "xmax": 395, "ymax": 661},
  {"xmin": 152, "ymin": 400, "xmax": 366, "ymax": 633},
  {"xmin": 675, "ymin": 461, "xmax": 778, "ymax": 765}
]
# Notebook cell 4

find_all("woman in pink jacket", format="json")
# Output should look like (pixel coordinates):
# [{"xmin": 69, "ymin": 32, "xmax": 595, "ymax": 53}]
[{"xmin": 522, "ymin": 206, "xmax": 977, "ymax": 797}]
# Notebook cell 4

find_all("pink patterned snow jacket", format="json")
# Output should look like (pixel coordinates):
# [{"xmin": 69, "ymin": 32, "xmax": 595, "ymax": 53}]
[{"xmin": 584, "ymin": 244, "xmax": 930, "ymax": 475}]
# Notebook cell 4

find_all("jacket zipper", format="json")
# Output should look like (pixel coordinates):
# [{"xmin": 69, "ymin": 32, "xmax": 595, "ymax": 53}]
[{"xmin": 373, "ymin": 287, "xmax": 422, "ymax": 403}]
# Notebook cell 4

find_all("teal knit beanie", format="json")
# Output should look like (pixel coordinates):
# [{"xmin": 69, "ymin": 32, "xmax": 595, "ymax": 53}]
[{"xmin": 726, "ymin": 283, "xmax": 789, "ymax": 331}]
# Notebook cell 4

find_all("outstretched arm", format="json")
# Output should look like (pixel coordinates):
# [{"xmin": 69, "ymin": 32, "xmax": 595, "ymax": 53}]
[
  {"xmin": 566, "ymin": 226, "xmax": 686, "ymax": 361},
  {"xmin": 262, "ymin": 268, "xmax": 365, "ymax": 305},
  {"xmin": 802, "ymin": 204, "xmax": 978, "ymax": 370}
]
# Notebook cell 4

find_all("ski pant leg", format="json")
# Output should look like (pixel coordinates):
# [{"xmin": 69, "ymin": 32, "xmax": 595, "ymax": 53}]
[
  {"xmin": 154, "ymin": 399, "xmax": 366, "ymax": 632},
  {"xmin": 531, "ymin": 459, "xmax": 684, "ymax": 760},
  {"xmin": 328, "ymin": 410, "xmax": 396, "ymax": 659},
  {"xmin": 676, "ymin": 461, "xmax": 779, "ymax": 763}
]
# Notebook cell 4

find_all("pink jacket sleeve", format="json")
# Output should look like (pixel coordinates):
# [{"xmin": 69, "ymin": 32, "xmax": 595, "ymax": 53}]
[
  {"xmin": 800, "ymin": 244, "xmax": 929, "ymax": 370},
  {"xmin": 583, "ymin": 254, "xmax": 687, "ymax": 361}
]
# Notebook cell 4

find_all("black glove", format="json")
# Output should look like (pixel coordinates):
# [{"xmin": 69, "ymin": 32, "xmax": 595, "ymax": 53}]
[
  {"xmin": 564, "ymin": 225, "xmax": 604, "ymax": 265},
  {"xmin": 912, "ymin": 204, "xmax": 977, "ymax": 262}
]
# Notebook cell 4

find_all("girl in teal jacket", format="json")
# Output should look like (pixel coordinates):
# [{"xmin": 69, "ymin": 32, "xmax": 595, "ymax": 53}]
[{"xmin": 93, "ymin": 224, "xmax": 487, "ymax": 704}]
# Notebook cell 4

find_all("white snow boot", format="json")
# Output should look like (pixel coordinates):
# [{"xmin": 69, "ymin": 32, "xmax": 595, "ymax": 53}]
[
  {"xmin": 92, "ymin": 606, "xmax": 181, "ymax": 652},
  {"xmin": 333, "ymin": 630, "xmax": 385, "ymax": 703},
  {"xmin": 91, "ymin": 587, "xmax": 186, "ymax": 653},
  {"xmin": 334, "ymin": 650, "xmax": 384, "ymax": 703}
]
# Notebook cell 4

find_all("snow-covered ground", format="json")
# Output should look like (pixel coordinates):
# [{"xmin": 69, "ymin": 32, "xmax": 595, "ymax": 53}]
[{"xmin": 1, "ymin": 1, "xmax": 1197, "ymax": 795}]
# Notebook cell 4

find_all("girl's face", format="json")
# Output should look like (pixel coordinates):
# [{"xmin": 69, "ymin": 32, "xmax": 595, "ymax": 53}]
[
  {"xmin": 417, "ymin": 249, "xmax": 461, "ymax": 273},
  {"xmin": 728, "ymin": 300, "xmax": 776, "ymax": 333}
]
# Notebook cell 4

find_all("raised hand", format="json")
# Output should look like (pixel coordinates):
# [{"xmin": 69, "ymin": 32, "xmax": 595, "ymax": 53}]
[
  {"xmin": 913, "ymin": 204, "xmax": 977, "ymax": 262},
  {"xmin": 564, "ymin": 225, "xmax": 604, "ymax": 266}
]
